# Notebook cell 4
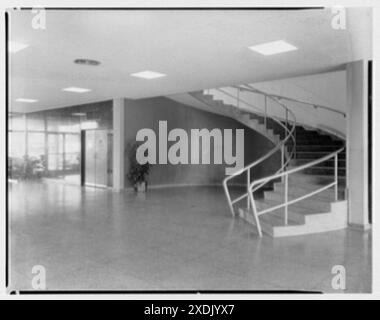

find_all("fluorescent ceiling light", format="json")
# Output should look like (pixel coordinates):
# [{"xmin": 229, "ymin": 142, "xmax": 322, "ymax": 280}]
[
  {"xmin": 71, "ymin": 112, "xmax": 86, "ymax": 116},
  {"xmin": 130, "ymin": 70, "xmax": 166, "ymax": 79},
  {"xmin": 58, "ymin": 124, "xmax": 80, "ymax": 132},
  {"xmin": 9, "ymin": 41, "xmax": 29, "ymax": 53},
  {"xmin": 62, "ymin": 87, "xmax": 91, "ymax": 93},
  {"xmin": 15, "ymin": 98, "xmax": 38, "ymax": 103},
  {"xmin": 249, "ymin": 40, "xmax": 298, "ymax": 55},
  {"xmin": 81, "ymin": 121, "xmax": 98, "ymax": 130}
]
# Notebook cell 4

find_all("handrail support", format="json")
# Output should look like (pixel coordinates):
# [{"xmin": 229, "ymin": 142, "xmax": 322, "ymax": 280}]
[
  {"xmin": 281, "ymin": 145, "xmax": 285, "ymax": 182},
  {"xmin": 284, "ymin": 173, "xmax": 289, "ymax": 225},
  {"xmin": 237, "ymin": 87, "xmax": 240, "ymax": 109},
  {"xmin": 209, "ymin": 84, "xmax": 345, "ymax": 236},
  {"xmin": 264, "ymin": 96, "xmax": 267, "ymax": 130},
  {"xmin": 335, "ymin": 153, "xmax": 338, "ymax": 201},
  {"xmin": 247, "ymin": 169, "xmax": 251, "ymax": 209}
]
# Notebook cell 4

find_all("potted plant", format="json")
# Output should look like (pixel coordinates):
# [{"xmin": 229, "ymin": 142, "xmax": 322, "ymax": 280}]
[
  {"xmin": 18, "ymin": 155, "xmax": 45, "ymax": 180},
  {"xmin": 127, "ymin": 142, "xmax": 150, "ymax": 192}
]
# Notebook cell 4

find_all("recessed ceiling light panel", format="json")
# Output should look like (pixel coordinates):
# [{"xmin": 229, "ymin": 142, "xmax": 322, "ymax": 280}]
[
  {"xmin": 74, "ymin": 59, "xmax": 101, "ymax": 66},
  {"xmin": 9, "ymin": 41, "xmax": 29, "ymax": 53},
  {"xmin": 15, "ymin": 98, "xmax": 38, "ymax": 103},
  {"xmin": 131, "ymin": 70, "xmax": 166, "ymax": 79},
  {"xmin": 62, "ymin": 87, "xmax": 91, "ymax": 93},
  {"xmin": 249, "ymin": 40, "xmax": 298, "ymax": 55}
]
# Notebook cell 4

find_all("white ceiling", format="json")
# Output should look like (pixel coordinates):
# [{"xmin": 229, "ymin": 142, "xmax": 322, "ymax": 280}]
[{"xmin": 9, "ymin": 8, "xmax": 372, "ymax": 113}]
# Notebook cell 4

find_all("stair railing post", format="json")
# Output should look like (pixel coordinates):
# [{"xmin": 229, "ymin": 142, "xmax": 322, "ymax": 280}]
[
  {"xmin": 335, "ymin": 153, "xmax": 338, "ymax": 201},
  {"xmin": 237, "ymin": 87, "xmax": 240, "ymax": 109},
  {"xmin": 286, "ymin": 108, "xmax": 289, "ymax": 131},
  {"xmin": 284, "ymin": 173, "xmax": 289, "ymax": 225},
  {"xmin": 281, "ymin": 144, "xmax": 285, "ymax": 182},
  {"xmin": 247, "ymin": 168, "xmax": 251, "ymax": 209},
  {"xmin": 223, "ymin": 182, "xmax": 235, "ymax": 217},
  {"xmin": 264, "ymin": 95, "xmax": 267, "ymax": 129},
  {"xmin": 294, "ymin": 125, "xmax": 297, "ymax": 159},
  {"xmin": 249, "ymin": 191, "xmax": 263, "ymax": 237}
]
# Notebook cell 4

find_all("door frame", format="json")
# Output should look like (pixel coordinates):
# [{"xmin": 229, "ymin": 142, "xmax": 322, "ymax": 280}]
[{"xmin": 81, "ymin": 128, "xmax": 113, "ymax": 188}]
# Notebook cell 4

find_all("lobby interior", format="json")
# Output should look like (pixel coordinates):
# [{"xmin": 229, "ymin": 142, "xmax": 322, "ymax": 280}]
[{"xmin": 8, "ymin": 8, "xmax": 372, "ymax": 293}]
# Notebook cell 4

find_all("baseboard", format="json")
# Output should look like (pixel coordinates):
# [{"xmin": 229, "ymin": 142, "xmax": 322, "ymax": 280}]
[
  {"xmin": 148, "ymin": 183, "xmax": 221, "ymax": 189},
  {"xmin": 121, "ymin": 182, "xmax": 248, "ymax": 191},
  {"xmin": 348, "ymin": 223, "xmax": 372, "ymax": 231}
]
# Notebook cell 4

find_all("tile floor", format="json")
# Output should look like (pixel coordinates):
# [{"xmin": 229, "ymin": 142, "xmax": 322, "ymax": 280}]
[{"xmin": 8, "ymin": 181, "xmax": 372, "ymax": 293}]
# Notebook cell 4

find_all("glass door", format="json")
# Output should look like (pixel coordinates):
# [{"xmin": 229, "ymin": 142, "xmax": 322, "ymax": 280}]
[{"xmin": 84, "ymin": 129, "xmax": 112, "ymax": 188}]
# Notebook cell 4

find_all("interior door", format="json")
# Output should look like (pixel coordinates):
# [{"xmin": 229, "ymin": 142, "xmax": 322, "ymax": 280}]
[
  {"xmin": 94, "ymin": 130, "xmax": 108, "ymax": 187},
  {"xmin": 84, "ymin": 130, "xmax": 96, "ymax": 186},
  {"xmin": 84, "ymin": 129, "xmax": 112, "ymax": 187}
]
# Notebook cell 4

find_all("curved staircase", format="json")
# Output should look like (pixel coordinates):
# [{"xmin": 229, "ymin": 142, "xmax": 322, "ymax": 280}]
[{"xmin": 190, "ymin": 85, "xmax": 347, "ymax": 238}]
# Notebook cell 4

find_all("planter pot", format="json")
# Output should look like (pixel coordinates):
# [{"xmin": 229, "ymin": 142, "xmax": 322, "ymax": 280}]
[{"xmin": 135, "ymin": 181, "xmax": 147, "ymax": 193}]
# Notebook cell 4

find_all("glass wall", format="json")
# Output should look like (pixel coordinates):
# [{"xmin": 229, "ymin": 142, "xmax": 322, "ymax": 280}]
[{"xmin": 8, "ymin": 100, "xmax": 113, "ymax": 185}]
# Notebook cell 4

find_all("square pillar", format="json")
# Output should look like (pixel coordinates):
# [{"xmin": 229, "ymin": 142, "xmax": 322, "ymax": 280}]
[
  {"xmin": 346, "ymin": 60, "xmax": 370, "ymax": 228},
  {"xmin": 112, "ymin": 98, "xmax": 125, "ymax": 191}
]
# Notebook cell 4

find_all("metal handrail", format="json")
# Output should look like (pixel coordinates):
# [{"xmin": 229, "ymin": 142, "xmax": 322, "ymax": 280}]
[
  {"xmin": 212, "ymin": 84, "xmax": 346, "ymax": 238},
  {"xmin": 250, "ymin": 147, "xmax": 345, "ymax": 189},
  {"xmin": 221, "ymin": 87, "xmax": 297, "ymax": 217},
  {"xmin": 221, "ymin": 93, "xmax": 296, "ymax": 180},
  {"xmin": 191, "ymin": 89, "xmax": 295, "ymax": 179},
  {"xmin": 235, "ymin": 84, "xmax": 346, "ymax": 118},
  {"xmin": 248, "ymin": 147, "xmax": 345, "ymax": 234},
  {"xmin": 216, "ymin": 88, "xmax": 266, "ymax": 117},
  {"xmin": 195, "ymin": 85, "xmax": 345, "ymax": 238}
]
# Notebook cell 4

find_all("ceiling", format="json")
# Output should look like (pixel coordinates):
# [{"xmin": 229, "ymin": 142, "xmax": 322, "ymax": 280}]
[{"xmin": 9, "ymin": 8, "xmax": 372, "ymax": 113}]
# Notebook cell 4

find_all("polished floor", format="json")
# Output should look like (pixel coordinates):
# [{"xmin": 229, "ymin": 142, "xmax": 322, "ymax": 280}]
[{"xmin": 9, "ymin": 181, "xmax": 371, "ymax": 293}]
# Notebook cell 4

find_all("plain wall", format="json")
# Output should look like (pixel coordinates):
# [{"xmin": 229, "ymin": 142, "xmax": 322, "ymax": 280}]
[
  {"xmin": 253, "ymin": 70, "xmax": 347, "ymax": 136},
  {"xmin": 123, "ymin": 97, "xmax": 279, "ymax": 188}
]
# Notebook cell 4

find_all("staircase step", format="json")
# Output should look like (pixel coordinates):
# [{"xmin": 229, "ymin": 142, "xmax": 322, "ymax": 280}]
[
  {"xmin": 287, "ymin": 167, "xmax": 346, "ymax": 180},
  {"xmin": 268, "ymin": 201, "xmax": 347, "ymax": 237},
  {"xmin": 259, "ymin": 212, "xmax": 303, "ymax": 236},
  {"xmin": 295, "ymin": 138, "xmax": 344, "ymax": 145},
  {"xmin": 263, "ymin": 190, "xmax": 331, "ymax": 212},
  {"xmin": 295, "ymin": 145, "xmax": 345, "ymax": 152},
  {"xmin": 254, "ymin": 201, "xmax": 306, "ymax": 224},
  {"xmin": 238, "ymin": 207, "xmax": 304, "ymax": 237},
  {"xmin": 302, "ymin": 167, "xmax": 346, "ymax": 176},
  {"xmin": 295, "ymin": 151, "xmax": 346, "ymax": 160},
  {"xmin": 273, "ymin": 178, "xmax": 345, "ymax": 193},
  {"xmin": 255, "ymin": 196, "xmax": 329, "ymax": 215},
  {"xmin": 242, "ymin": 199, "xmax": 347, "ymax": 237},
  {"xmin": 291, "ymin": 158, "xmax": 346, "ymax": 167},
  {"xmin": 247, "ymin": 114, "xmax": 265, "ymax": 124},
  {"xmin": 270, "ymin": 184, "xmax": 337, "ymax": 202}
]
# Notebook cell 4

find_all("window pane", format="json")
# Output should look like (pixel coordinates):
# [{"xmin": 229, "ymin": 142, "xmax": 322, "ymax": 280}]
[
  {"xmin": 48, "ymin": 154, "xmax": 63, "ymax": 171},
  {"xmin": 59, "ymin": 123, "xmax": 80, "ymax": 133},
  {"xmin": 65, "ymin": 153, "xmax": 80, "ymax": 170},
  {"xmin": 47, "ymin": 117, "xmax": 60, "ymax": 132},
  {"xmin": 28, "ymin": 133, "xmax": 45, "ymax": 158},
  {"xmin": 27, "ymin": 116, "xmax": 45, "ymax": 131},
  {"xmin": 47, "ymin": 116, "xmax": 80, "ymax": 133},
  {"xmin": 65, "ymin": 134, "xmax": 80, "ymax": 153},
  {"xmin": 48, "ymin": 134, "xmax": 63, "ymax": 154},
  {"xmin": 9, "ymin": 132, "xmax": 25, "ymax": 158},
  {"xmin": 10, "ymin": 115, "xmax": 25, "ymax": 131}
]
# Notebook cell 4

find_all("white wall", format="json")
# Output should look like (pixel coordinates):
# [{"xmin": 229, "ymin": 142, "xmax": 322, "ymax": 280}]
[{"xmin": 210, "ymin": 70, "xmax": 347, "ymax": 137}]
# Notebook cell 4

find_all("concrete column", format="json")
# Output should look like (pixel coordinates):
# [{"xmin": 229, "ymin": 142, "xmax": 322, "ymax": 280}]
[
  {"xmin": 112, "ymin": 98, "xmax": 125, "ymax": 191},
  {"xmin": 346, "ymin": 60, "xmax": 370, "ymax": 228}
]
